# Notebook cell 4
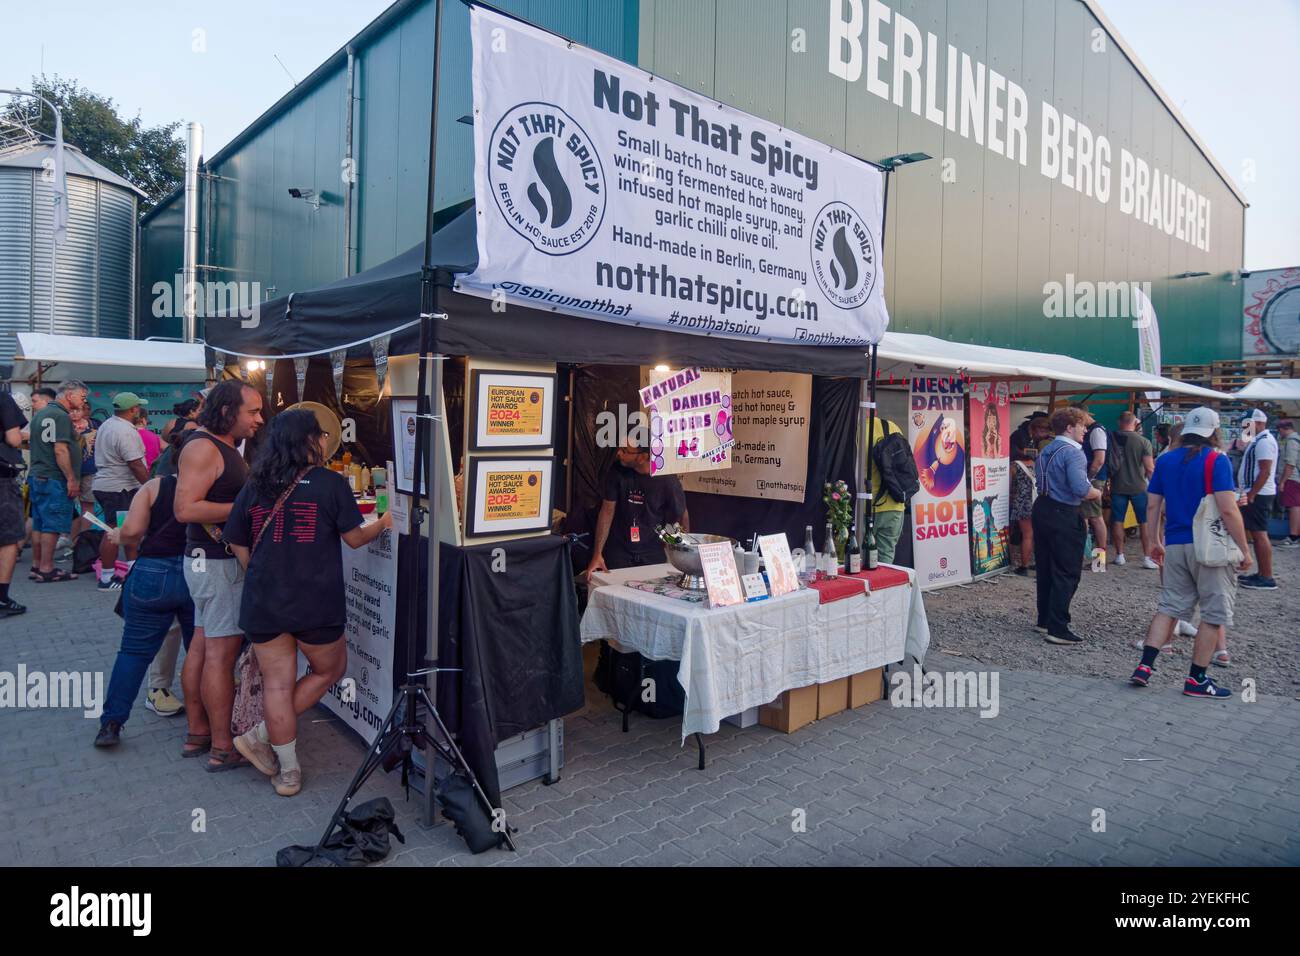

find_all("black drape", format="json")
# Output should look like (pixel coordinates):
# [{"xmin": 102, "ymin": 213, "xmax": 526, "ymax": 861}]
[{"xmin": 396, "ymin": 532, "xmax": 584, "ymax": 808}]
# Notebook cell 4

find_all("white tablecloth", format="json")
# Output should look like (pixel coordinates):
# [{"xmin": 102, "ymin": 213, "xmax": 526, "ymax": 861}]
[{"xmin": 580, "ymin": 564, "xmax": 930, "ymax": 739}]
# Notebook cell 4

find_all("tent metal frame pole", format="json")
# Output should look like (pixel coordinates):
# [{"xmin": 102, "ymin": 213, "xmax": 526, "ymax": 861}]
[
  {"xmin": 415, "ymin": 0, "xmax": 446, "ymax": 830},
  {"xmin": 859, "ymin": 167, "xmax": 892, "ymax": 543}
]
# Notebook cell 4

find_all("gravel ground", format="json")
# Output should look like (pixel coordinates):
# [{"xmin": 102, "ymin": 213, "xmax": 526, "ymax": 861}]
[{"xmin": 924, "ymin": 536, "xmax": 1300, "ymax": 697}]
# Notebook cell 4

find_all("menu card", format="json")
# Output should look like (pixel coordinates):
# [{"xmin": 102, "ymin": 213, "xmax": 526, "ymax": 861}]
[
  {"xmin": 758, "ymin": 533, "xmax": 800, "ymax": 597},
  {"xmin": 698, "ymin": 541, "xmax": 744, "ymax": 608},
  {"xmin": 741, "ymin": 573, "xmax": 769, "ymax": 602}
]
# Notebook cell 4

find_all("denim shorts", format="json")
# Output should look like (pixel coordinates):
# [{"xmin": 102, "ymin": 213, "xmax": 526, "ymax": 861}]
[
  {"xmin": 1110, "ymin": 491, "xmax": 1148, "ymax": 525},
  {"xmin": 29, "ymin": 476, "xmax": 75, "ymax": 534}
]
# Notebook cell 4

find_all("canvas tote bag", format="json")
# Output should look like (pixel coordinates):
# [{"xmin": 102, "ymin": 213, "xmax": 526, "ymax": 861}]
[{"xmin": 1192, "ymin": 451, "xmax": 1244, "ymax": 567}]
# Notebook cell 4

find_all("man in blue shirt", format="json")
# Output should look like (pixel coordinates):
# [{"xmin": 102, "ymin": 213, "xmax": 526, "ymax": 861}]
[
  {"xmin": 1128, "ymin": 407, "xmax": 1251, "ymax": 698},
  {"xmin": 1032, "ymin": 407, "xmax": 1102, "ymax": 645}
]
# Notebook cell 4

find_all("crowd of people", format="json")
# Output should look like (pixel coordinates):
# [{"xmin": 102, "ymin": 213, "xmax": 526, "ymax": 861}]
[
  {"xmin": 1008, "ymin": 400, "xmax": 1290, "ymax": 699},
  {"xmin": 0, "ymin": 380, "xmax": 390, "ymax": 798}
]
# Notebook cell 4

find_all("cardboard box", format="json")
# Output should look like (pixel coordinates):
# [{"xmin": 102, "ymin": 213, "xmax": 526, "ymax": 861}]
[
  {"xmin": 816, "ymin": 677, "xmax": 849, "ymax": 719},
  {"xmin": 849, "ymin": 667, "xmax": 885, "ymax": 709},
  {"xmin": 758, "ymin": 685, "xmax": 818, "ymax": 733}
]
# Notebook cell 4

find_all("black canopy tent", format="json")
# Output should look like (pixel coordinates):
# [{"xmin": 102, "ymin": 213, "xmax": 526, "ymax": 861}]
[
  {"xmin": 205, "ymin": 204, "xmax": 875, "ymax": 803},
  {"xmin": 207, "ymin": 204, "xmax": 872, "ymax": 377}
]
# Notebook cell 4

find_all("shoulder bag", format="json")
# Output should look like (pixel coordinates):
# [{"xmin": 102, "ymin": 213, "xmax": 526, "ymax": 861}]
[{"xmin": 1191, "ymin": 451, "xmax": 1244, "ymax": 568}]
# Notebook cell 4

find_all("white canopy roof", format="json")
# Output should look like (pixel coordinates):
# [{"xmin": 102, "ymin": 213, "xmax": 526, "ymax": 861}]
[
  {"xmin": 10, "ymin": 333, "xmax": 208, "ymax": 384},
  {"xmin": 874, "ymin": 331, "xmax": 1231, "ymax": 401},
  {"xmin": 1233, "ymin": 378, "xmax": 1300, "ymax": 403}
]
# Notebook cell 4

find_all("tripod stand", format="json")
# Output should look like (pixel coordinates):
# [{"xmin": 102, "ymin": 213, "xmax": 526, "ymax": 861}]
[{"xmin": 313, "ymin": 0, "xmax": 513, "ymax": 856}]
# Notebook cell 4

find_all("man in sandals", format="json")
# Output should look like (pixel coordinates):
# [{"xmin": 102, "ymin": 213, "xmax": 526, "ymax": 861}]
[
  {"xmin": 28, "ymin": 381, "xmax": 88, "ymax": 583},
  {"xmin": 175, "ymin": 381, "xmax": 263, "ymax": 771}
]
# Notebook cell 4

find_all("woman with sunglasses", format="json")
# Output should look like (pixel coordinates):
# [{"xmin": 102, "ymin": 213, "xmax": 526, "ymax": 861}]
[{"xmin": 223, "ymin": 409, "xmax": 390, "ymax": 796}]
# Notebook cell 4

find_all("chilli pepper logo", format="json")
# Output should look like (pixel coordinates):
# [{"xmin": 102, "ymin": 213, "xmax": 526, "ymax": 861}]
[
  {"xmin": 810, "ymin": 201, "xmax": 877, "ymax": 310},
  {"xmin": 488, "ymin": 101, "xmax": 606, "ymax": 256}
]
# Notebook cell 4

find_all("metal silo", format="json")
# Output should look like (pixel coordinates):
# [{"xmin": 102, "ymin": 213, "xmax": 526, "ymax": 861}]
[{"xmin": 0, "ymin": 141, "xmax": 144, "ymax": 364}]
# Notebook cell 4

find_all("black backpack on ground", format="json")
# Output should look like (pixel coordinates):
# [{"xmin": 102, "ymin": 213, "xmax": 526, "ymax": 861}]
[
  {"xmin": 872, "ymin": 425, "xmax": 920, "ymax": 504},
  {"xmin": 593, "ymin": 641, "xmax": 685, "ymax": 729},
  {"xmin": 72, "ymin": 529, "xmax": 103, "ymax": 575}
]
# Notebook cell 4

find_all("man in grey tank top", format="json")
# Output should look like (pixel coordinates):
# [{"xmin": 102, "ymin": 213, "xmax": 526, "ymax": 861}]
[{"xmin": 175, "ymin": 381, "xmax": 264, "ymax": 771}]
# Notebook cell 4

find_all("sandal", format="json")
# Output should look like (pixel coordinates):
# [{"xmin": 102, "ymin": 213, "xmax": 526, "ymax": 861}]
[
  {"xmin": 181, "ymin": 733, "xmax": 212, "ymax": 758},
  {"xmin": 1211, "ymin": 650, "xmax": 1231, "ymax": 668},
  {"xmin": 205, "ymin": 747, "xmax": 250, "ymax": 773},
  {"xmin": 33, "ymin": 568, "xmax": 78, "ymax": 583}
]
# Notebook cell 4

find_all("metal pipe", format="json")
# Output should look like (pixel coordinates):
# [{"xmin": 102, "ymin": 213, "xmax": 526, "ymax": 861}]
[
  {"xmin": 343, "ymin": 47, "xmax": 356, "ymax": 277},
  {"xmin": 182, "ymin": 122, "xmax": 202, "ymax": 343}
]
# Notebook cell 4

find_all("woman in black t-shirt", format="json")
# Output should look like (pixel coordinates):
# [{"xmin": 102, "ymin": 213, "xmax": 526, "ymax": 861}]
[{"xmin": 224, "ymin": 409, "xmax": 390, "ymax": 797}]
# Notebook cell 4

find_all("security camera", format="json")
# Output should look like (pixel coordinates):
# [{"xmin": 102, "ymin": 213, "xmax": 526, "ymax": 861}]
[{"xmin": 287, "ymin": 186, "xmax": 321, "ymax": 210}]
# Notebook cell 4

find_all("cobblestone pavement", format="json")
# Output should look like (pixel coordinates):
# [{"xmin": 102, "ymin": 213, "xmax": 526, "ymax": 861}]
[{"xmin": 2, "ymin": 566, "xmax": 1297, "ymax": 867}]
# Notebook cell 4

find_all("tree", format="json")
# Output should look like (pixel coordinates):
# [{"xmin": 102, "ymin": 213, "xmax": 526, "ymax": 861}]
[{"xmin": 3, "ymin": 75, "xmax": 184, "ymax": 212}]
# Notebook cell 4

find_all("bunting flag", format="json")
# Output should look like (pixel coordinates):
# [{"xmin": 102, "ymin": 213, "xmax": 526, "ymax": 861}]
[
  {"xmin": 330, "ymin": 349, "xmax": 347, "ymax": 405},
  {"xmin": 371, "ymin": 333, "xmax": 391, "ymax": 395},
  {"xmin": 293, "ymin": 357, "xmax": 310, "ymax": 401}
]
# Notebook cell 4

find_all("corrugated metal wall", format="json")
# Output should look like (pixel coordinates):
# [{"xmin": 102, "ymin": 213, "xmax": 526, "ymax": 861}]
[
  {"xmin": 0, "ymin": 168, "xmax": 137, "ymax": 362},
  {"xmin": 637, "ymin": 0, "xmax": 1245, "ymax": 367},
  {"xmin": 138, "ymin": 0, "xmax": 640, "ymax": 342},
  {"xmin": 138, "ymin": 0, "xmax": 1244, "ymax": 367}
]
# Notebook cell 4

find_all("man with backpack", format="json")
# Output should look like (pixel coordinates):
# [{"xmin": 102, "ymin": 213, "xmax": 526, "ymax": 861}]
[
  {"xmin": 1107, "ymin": 411, "xmax": 1157, "ymax": 569},
  {"xmin": 1128, "ymin": 407, "xmax": 1251, "ymax": 698},
  {"xmin": 868, "ymin": 417, "xmax": 918, "ymax": 565}
]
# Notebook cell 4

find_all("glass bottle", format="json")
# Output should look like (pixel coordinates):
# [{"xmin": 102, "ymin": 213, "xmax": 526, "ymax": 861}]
[{"xmin": 846, "ymin": 524, "xmax": 862, "ymax": 575}]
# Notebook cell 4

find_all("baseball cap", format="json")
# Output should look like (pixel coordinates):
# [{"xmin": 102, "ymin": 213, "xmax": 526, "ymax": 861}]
[
  {"xmin": 1247, "ymin": 408, "xmax": 1268, "ymax": 423},
  {"xmin": 1182, "ymin": 406, "xmax": 1220, "ymax": 438},
  {"xmin": 112, "ymin": 392, "xmax": 149, "ymax": 410}
]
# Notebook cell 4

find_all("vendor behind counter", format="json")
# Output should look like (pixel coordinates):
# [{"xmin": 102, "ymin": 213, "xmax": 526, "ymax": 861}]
[{"xmin": 586, "ymin": 438, "xmax": 689, "ymax": 574}]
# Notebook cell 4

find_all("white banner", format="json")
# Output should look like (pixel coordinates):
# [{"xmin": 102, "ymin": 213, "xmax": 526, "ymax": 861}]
[
  {"xmin": 1132, "ymin": 286, "xmax": 1162, "ymax": 412},
  {"xmin": 460, "ymin": 6, "xmax": 889, "ymax": 347},
  {"xmin": 299, "ymin": 527, "xmax": 397, "ymax": 742}
]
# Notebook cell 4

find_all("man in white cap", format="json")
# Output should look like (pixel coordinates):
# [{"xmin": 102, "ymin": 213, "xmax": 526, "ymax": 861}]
[
  {"xmin": 92, "ymin": 391, "xmax": 150, "ymax": 590},
  {"xmin": 1236, "ymin": 408, "xmax": 1277, "ymax": 590},
  {"xmin": 1129, "ymin": 407, "xmax": 1250, "ymax": 698}
]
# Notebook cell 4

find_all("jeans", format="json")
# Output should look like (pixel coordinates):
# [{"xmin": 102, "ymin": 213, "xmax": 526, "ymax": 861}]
[{"xmin": 101, "ymin": 556, "xmax": 196, "ymax": 727}]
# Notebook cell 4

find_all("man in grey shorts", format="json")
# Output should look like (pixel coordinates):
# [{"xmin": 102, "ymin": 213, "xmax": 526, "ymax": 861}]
[
  {"xmin": 175, "ymin": 381, "xmax": 263, "ymax": 770},
  {"xmin": 1128, "ymin": 407, "xmax": 1251, "ymax": 698}
]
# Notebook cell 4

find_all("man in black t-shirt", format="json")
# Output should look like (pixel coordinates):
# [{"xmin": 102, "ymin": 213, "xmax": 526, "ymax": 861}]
[
  {"xmin": 0, "ymin": 391, "xmax": 29, "ymax": 616},
  {"xmin": 586, "ymin": 438, "xmax": 689, "ymax": 576}
]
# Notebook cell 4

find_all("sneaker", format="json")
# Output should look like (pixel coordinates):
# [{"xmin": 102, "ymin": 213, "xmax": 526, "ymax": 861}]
[
  {"xmin": 1034, "ymin": 622, "xmax": 1048, "ymax": 634},
  {"xmin": 94, "ymin": 721, "xmax": 122, "ymax": 748},
  {"xmin": 1046, "ymin": 630, "xmax": 1084, "ymax": 646},
  {"xmin": 1142, "ymin": 556, "xmax": 1160, "ymax": 570},
  {"xmin": 145, "ymin": 688, "xmax": 184, "ymax": 717},
  {"xmin": 1184, "ymin": 675, "xmax": 1231, "ymax": 699},
  {"xmin": 272, "ymin": 767, "xmax": 302, "ymax": 796},
  {"xmin": 97, "ymin": 575, "xmax": 124, "ymax": 592},
  {"xmin": 1130, "ymin": 664, "xmax": 1153, "ymax": 686},
  {"xmin": 1113, "ymin": 552, "xmax": 1126, "ymax": 566},
  {"xmin": 1175, "ymin": 620, "xmax": 1198, "ymax": 638},
  {"xmin": 1013, "ymin": 566, "xmax": 1030, "ymax": 577},
  {"xmin": 0, "ymin": 598, "xmax": 26, "ymax": 617},
  {"xmin": 1276, "ymin": 537, "xmax": 1300, "ymax": 549},
  {"xmin": 1239, "ymin": 575, "xmax": 1278, "ymax": 590},
  {"xmin": 233, "ymin": 728, "xmax": 280, "ymax": 777}
]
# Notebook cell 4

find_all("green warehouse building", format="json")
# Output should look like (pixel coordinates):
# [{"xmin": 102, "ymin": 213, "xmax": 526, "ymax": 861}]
[{"xmin": 138, "ymin": 0, "xmax": 1249, "ymax": 368}]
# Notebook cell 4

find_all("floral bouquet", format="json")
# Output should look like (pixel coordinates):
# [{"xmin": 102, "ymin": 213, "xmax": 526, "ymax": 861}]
[{"xmin": 823, "ymin": 479, "xmax": 852, "ymax": 560}]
